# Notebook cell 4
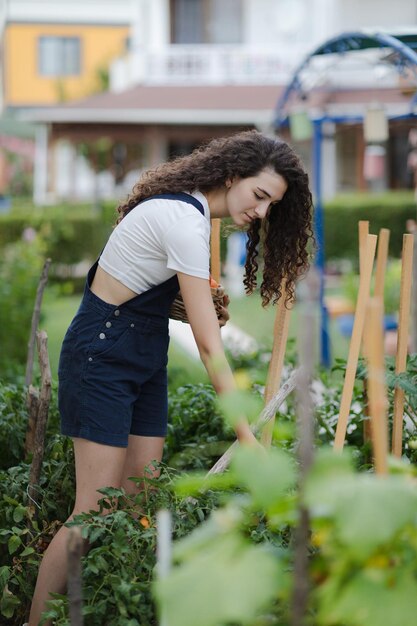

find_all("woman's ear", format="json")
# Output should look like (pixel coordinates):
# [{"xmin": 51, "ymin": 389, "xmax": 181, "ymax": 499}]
[{"xmin": 225, "ymin": 179, "xmax": 232, "ymax": 189}]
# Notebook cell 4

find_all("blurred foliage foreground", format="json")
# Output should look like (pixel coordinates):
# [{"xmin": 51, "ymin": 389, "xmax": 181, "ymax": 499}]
[
  {"xmin": 1, "ymin": 197, "xmax": 417, "ymax": 625},
  {"xmin": 1, "ymin": 352, "xmax": 417, "ymax": 625}
]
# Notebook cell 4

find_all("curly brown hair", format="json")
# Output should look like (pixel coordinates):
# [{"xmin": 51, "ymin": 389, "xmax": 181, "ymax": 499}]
[{"xmin": 117, "ymin": 130, "xmax": 314, "ymax": 306}]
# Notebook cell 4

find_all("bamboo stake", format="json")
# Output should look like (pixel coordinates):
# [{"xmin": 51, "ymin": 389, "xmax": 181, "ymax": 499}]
[
  {"xmin": 363, "ymin": 298, "xmax": 388, "ymax": 475},
  {"xmin": 210, "ymin": 219, "xmax": 221, "ymax": 284},
  {"xmin": 374, "ymin": 228, "xmax": 390, "ymax": 302},
  {"xmin": 392, "ymin": 234, "xmax": 414, "ymax": 457},
  {"xmin": 334, "ymin": 234, "xmax": 377, "ymax": 450},
  {"xmin": 261, "ymin": 283, "xmax": 292, "ymax": 447},
  {"xmin": 358, "ymin": 221, "xmax": 369, "ymax": 276},
  {"xmin": 364, "ymin": 228, "xmax": 390, "ymax": 446}
]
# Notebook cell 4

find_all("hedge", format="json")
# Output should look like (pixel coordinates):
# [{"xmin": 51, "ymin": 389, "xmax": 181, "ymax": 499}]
[
  {"xmin": 323, "ymin": 191, "xmax": 416, "ymax": 262},
  {"xmin": 0, "ymin": 192, "xmax": 415, "ymax": 269},
  {"xmin": 0, "ymin": 201, "xmax": 117, "ymax": 265}
]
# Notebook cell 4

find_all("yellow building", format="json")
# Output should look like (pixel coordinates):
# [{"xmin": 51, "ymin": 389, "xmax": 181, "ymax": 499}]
[{"xmin": 3, "ymin": 5, "xmax": 130, "ymax": 109}]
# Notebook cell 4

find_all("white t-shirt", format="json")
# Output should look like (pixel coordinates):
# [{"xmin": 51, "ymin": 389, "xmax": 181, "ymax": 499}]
[{"xmin": 99, "ymin": 191, "xmax": 211, "ymax": 294}]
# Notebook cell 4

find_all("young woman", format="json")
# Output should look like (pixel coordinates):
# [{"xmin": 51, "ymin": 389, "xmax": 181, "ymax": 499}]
[{"xmin": 28, "ymin": 129, "xmax": 313, "ymax": 625}]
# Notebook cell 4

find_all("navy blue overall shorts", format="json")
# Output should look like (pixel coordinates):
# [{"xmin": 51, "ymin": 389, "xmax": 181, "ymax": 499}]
[{"xmin": 58, "ymin": 193, "xmax": 205, "ymax": 447}]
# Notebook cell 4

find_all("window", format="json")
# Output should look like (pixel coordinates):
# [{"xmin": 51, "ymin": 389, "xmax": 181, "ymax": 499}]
[
  {"xmin": 170, "ymin": 0, "xmax": 243, "ymax": 44},
  {"xmin": 38, "ymin": 36, "xmax": 81, "ymax": 76}
]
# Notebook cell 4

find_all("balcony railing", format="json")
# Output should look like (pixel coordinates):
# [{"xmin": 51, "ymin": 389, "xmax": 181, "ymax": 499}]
[{"xmin": 110, "ymin": 44, "xmax": 309, "ymax": 91}]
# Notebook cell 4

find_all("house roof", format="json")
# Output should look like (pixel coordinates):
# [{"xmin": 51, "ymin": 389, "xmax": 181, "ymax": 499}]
[{"xmin": 19, "ymin": 84, "xmax": 285, "ymax": 127}]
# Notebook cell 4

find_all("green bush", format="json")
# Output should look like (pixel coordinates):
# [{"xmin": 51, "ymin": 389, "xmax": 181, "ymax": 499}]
[
  {"xmin": 0, "ymin": 199, "xmax": 118, "ymax": 263},
  {"xmin": 0, "ymin": 238, "xmax": 45, "ymax": 373},
  {"xmin": 324, "ymin": 191, "xmax": 416, "ymax": 261},
  {"xmin": 0, "ymin": 211, "xmax": 111, "ymax": 266}
]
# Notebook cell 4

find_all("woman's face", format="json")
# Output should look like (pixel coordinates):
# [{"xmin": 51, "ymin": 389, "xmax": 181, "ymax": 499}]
[{"xmin": 225, "ymin": 168, "xmax": 288, "ymax": 227}]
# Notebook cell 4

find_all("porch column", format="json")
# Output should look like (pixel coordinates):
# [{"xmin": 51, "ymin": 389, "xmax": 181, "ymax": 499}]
[{"xmin": 33, "ymin": 124, "xmax": 49, "ymax": 206}]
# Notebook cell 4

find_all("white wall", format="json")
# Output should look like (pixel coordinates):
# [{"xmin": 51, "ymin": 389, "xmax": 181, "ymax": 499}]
[
  {"xmin": 5, "ymin": 0, "xmax": 133, "ymax": 24},
  {"xmin": 332, "ymin": 0, "xmax": 417, "ymax": 31}
]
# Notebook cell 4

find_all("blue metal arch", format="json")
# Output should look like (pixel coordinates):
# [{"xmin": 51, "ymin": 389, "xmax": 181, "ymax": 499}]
[
  {"xmin": 272, "ymin": 30, "xmax": 417, "ymax": 366},
  {"xmin": 274, "ymin": 30, "xmax": 417, "ymax": 125}
]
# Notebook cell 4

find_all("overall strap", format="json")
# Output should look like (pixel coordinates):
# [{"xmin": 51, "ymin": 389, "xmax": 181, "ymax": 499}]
[{"xmin": 139, "ymin": 192, "xmax": 205, "ymax": 216}]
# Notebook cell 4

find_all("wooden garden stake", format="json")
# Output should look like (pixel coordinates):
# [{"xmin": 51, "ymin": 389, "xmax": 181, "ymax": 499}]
[
  {"xmin": 364, "ymin": 228, "xmax": 390, "ymax": 446},
  {"xmin": 28, "ymin": 331, "xmax": 52, "ymax": 511},
  {"xmin": 358, "ymin": 220, "xmax": 369, "ymax": 276},
  {"xmin": 392, "ymin": 234, "xmax": 414, "ymax": 457},
  {"xmin": 363, "ymin": 298, "xmax": 388, "ymax": 475},
  {"xmin": 292, "ymin": 269, "xmax": 317, "ymax": 626},
  {"xmin": 261, "ymin": 282, "xmax": 292, "ymax": 447},
  {"xmin": 25, "ymin": 258, "xmax": 51, "ymax": 386},
  {"xmin": 334, "ymin": 234, "xmax": 377, "ymax": 450},
  {"xmin": 210, "ymin": 218, "xmax": 221, "ymax": 284},
  {"xmin": 67, "ymin": 525, "xmax": 84, "ymax": 626},
  {"xmin": 374, "ymin": 228, "xmax": 390, "ymax": 302}
]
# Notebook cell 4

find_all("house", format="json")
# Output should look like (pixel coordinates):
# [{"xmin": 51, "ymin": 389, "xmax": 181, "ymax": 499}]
[
  {"xmin": 0, "ymin": 0, "xmax": 131, "ymax": 111},
  {"xmin": 10, "ymin": 0, "xmax": 417, "ymax": 204}
]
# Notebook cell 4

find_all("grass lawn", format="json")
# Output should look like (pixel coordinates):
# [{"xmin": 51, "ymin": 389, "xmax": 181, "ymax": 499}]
[
  {"xmin": 43, "ymin": 285, "xmax": 350, "ymax": 383},
  {"xmin": 228, "ymin": 292, "xmax": 350, "ymax": 363}
]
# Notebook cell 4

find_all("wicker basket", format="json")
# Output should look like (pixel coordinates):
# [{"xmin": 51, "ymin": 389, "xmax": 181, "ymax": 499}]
[{"xmin": 169, "ymin": 284, "xmax": 226, "ymax": 324}]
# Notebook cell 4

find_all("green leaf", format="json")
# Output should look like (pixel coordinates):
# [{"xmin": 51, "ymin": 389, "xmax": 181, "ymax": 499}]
[
  {"xmin": 231, "ymin": 446, "xmax": 295, "ymax": 510},
  {"xmin": 155, "ymin": 534, "xmax": 283, "ymax": 626},
  {"xmin": 317, "ymin": 569, "xmax": 417, "ymax": 626},
  {"xmin": 174, "ymin": 471, "xmax": 236, "ymax": 496},
  {"xmin": 13, "ymin": 505, "xmax": 26, "ymax": 523},
  {"xmin": 217, "ymin": 389, "xmax": 263, "ymax": 427},
  {"xmin": 20, "ymin": 546, "xmax": 35, "ymax": 557},
  {"xmin": 7, "ymin": 535, "xmax": 21, "ymax": 555},
  {"xmin": 0, "ymin": 565, "xmax": 11, "ymax": 589},
  {"xmin": 0, "ymin": 588, "xmax": 21, "ymax": 618},
  {"xmin": 306, "ymin": 451, "xmax": 417, "ymax": 558},
  {"xmin": 173, "ymin": 505, "xmax": 244, "ymax": 561},
  {"xmin": 334, "ymin": 477, "xmax": 417, "ymax": 558}
]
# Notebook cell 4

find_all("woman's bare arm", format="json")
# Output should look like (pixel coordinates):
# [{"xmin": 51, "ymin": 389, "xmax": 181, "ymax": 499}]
[{"xmin": 177, "ymin": 272, "xmax": 257, "ymax": 445}]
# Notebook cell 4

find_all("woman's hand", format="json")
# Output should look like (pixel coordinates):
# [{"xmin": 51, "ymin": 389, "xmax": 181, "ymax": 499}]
[{"xmin": 217, "ymin": 293, "xmax": 230, "ymax": 327}]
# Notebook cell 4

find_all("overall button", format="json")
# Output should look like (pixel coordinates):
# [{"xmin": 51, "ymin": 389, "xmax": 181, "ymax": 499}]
[
  {"xmin": 114, "ymin": 309, "xmax": 120, "ymax": 317},
  {"xmin": 130, "ymin": 323, "xmax": 135, "ymax": 328},
  {"xmin": 99, "ymin": 332, "xmax": 106, "ymax": 339},
  {"xmin": 105, "ymin": 321, "xmax": 112, "ymax": 328},
  {"xmin": 88, "ymin": 357, "xmax": 93, "ymax": 362}
]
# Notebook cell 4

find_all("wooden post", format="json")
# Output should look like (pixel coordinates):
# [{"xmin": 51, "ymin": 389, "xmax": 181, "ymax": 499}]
[
  {"xmin": 359, "ymin": 222, "xmax": 372, "ymax": 446},
  {"xmin": 392, "ymin": 234, "xmax": 414, "ymax": 457},
  {"xmin": 260, "ymin": 283, "xmax": 292, "ymax": 448},
  {"xmin": 210, "ymin": 219, "xmax": 221, "ymax": 284},
  {"xmin": 291, "ymin": 270, "xmax": 317, "ymax": 626},
  {"xmin": 363, "ymin": 228, "xmax": 390, "ymax": 447},
  {"xmin": 363, "ymin": 298, "xmax": 388, "ymax": 475},
  {"xmin": 334, "ymin": 234, "xmax": 377, "ymax": 450},
  {"xmin": 374, "ymin": 228, "xmax": 390, "ymax": 302},
  {"xmin": 28, "ymin": 331, "xmax": 52, "ymax": 511},
  {"xmin": 411, "ymin": 231, "xmax": 417, "ymax": 353},
  {"xmin": 358, "ymin": 221, "xmax": 369, "ymax": 275},
  {"xmin": 25, "ymin": 258, "xmax": 51, "ymax": 387},
  {"xmin": 67, "ymin": 525, "xmax": 84, "ymax": 626}
]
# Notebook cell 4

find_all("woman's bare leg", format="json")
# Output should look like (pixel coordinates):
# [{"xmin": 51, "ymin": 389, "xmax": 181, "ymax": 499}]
[
  {"xmin": 120, "ymin": 434, "xmax": 165, "ymax": 495},
  {"xmin": 28, "ymin": 438, "xmax": 126, "ymax": 626}
]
